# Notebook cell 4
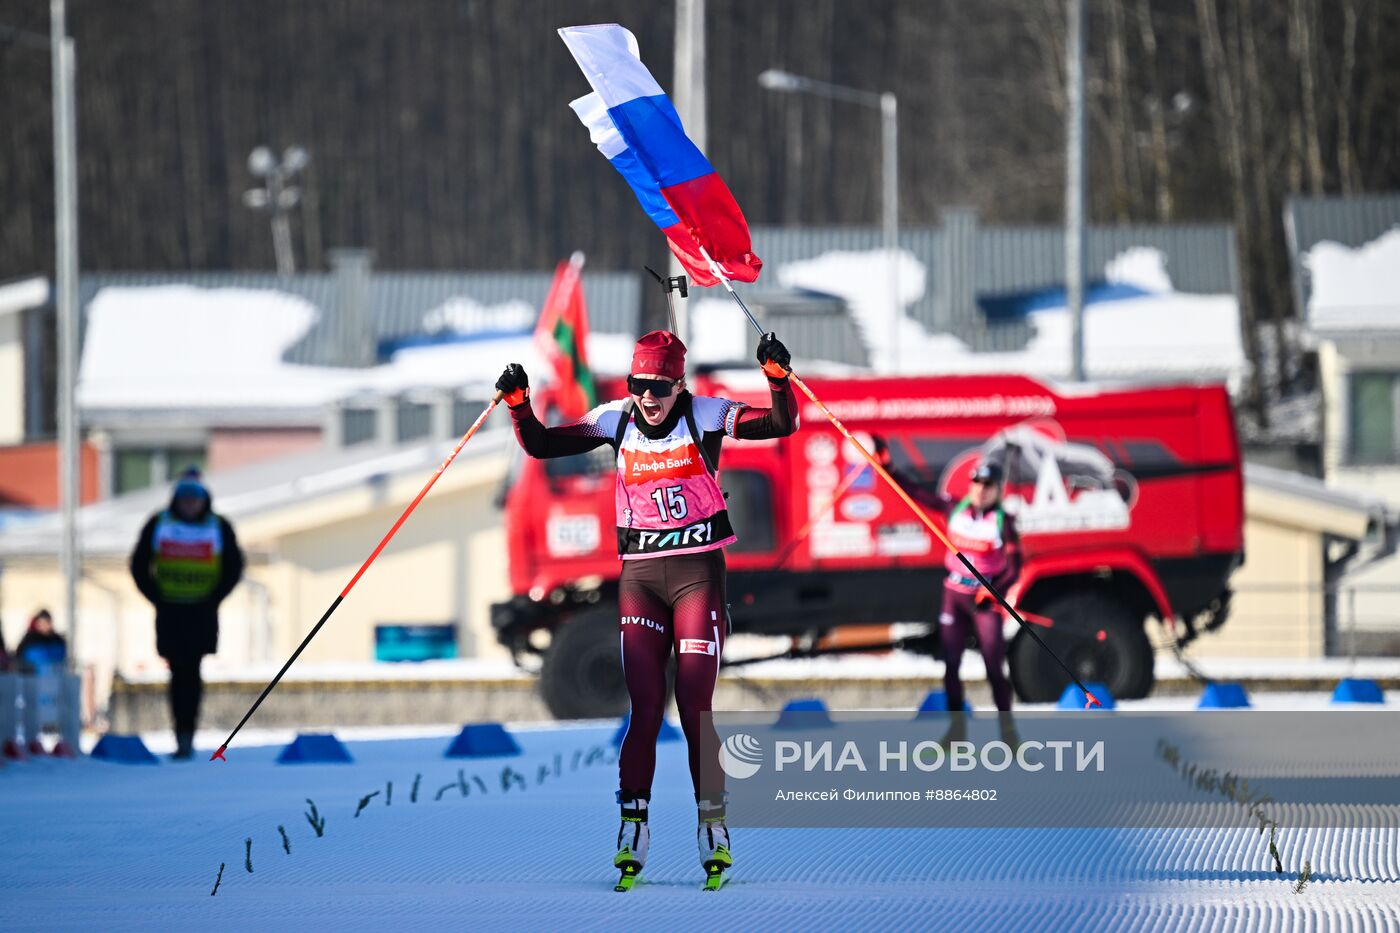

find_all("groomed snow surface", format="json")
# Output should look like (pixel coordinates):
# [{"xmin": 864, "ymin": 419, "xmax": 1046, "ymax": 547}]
[{"xmin": 4, "ymin": 706, "xmax": 1399, "ymax": 932}]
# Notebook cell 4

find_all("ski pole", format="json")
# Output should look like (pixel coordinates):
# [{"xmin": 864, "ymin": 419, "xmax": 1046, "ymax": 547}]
[
  {"xmin": 698, "ymin": 248, "xmax": 1102, "ymax": 708},
  {"xmin": 211, "ymin": 391, "xmax": 506, "ymax": 762}
]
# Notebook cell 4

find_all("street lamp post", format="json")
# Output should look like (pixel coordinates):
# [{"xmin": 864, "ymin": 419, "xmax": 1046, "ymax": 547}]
[
  {"xmin": 759, "ymin": 69, "xmax": 900, "ymax": 373},
  {"xmin": 672, "ymin": 0, "xmax": 706, "ymax": 346},
  {"xmin": 1066, "ymin": 0, "xmax": 1087, "ymax": 382},
  {"xmin": 880, "ymin": 91, "xmax": 898, "ymax": 374},
  {"xmin": 11, "ymin": 0, "xmax": 83, "ymax": 673},
  {"xmin": 9, "ymin": 0, "xmax": 85, "ymax": 689},
  {"xmin": 50, "ymin": 0, "xmax": 80, "ymax": 669},
  {"xmin": 243, "ymin": 146, "xmax": 310, "ymax": 276}
]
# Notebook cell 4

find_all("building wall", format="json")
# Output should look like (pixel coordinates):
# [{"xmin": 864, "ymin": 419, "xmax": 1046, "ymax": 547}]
[
  {"xmin": 269, "ymin": 484, "xmax": 509, "ymax": 665},
  {"xmin": 0, "ymin": 441, "xmax": 102, "ymax": 508},
  {"xmin": 207, "ymin": 427, "xmax": 322, "ymax": 473},
  {"xmin": 1318, "ymin": 338, "xmax": 1400, "ymax": 642},
  {"xmin": 0, "ymin": 312, "xmax": 22, "ymax": 445},
  {"xmin": 1194, "ymin": 512, "xmax": 1324, "ymax": 658},
  {"xmin": 1320, "ymin": 338, "xmax": 1400, "ymax": 497},
  {"xmin": 0, "ymin": 455, "xmax": 512, "ymax": 716},
  {"xmin": 0, "ymin": 555, "xmax": 258, "ymax": 723}
]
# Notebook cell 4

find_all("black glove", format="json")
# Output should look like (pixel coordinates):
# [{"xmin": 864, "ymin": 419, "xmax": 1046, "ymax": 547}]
[
  {"xmin": 757, "ymin": 332, "xmax": 791, "ymax": 375},
  {"xmin": 496, "ymin": 363, "xmax": 529, "ymax": 400}
]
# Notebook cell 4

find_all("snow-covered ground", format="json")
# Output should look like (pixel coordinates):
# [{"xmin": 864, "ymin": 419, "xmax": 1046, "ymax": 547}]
[
  {"xmin": 5, "ymin": 701, "xmax": 1399, "ymax": 931},
  {"xmin": 720, "ymin": 648, "xmax": 1400, "ymax": 684},
  {"xmin": 101, "ymin": 649, "xmax": 1400, "ymax": 690},
  {"xmin": 116, "ymin": 657, "xmax": 534, "ymax": 686}
]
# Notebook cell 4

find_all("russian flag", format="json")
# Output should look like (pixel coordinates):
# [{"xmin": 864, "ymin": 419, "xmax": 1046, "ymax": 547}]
[{"xmin": 560, "ymin": 24, "xmax": 761, "ymax": 287}]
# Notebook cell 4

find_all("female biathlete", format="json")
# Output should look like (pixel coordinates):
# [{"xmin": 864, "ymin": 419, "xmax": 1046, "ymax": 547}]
[
  {"xmin": 496, "ymin": 329, "xmax": 797, "ymax": 889},
  {"xmin": 890, "ymin": 456, "xmax": 1021, "ymax": 742}
]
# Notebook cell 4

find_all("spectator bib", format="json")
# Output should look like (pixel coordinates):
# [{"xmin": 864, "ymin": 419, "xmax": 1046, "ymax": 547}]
[{"xmin": 152, "ymin": 512, "xmax": 224, "ymax": 602}]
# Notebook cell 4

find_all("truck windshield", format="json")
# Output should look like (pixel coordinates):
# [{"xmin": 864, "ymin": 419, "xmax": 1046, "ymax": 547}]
[{"xmin": 722, "ymin": 469, "xmax": 776, "ymax": 553}]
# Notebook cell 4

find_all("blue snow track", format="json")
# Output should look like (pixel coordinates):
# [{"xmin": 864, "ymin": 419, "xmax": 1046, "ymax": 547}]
[{"xmin": 2, "ymin": 724, "xmax": 1398, "ymax": 932}]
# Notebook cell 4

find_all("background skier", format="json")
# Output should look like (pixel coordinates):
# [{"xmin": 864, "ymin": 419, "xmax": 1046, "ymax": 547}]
[{"xmin": 888, "ymin": 455, "xmax": 1022, "ymax": 737}]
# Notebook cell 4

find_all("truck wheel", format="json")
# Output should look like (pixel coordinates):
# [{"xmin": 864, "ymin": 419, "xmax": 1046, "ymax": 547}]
[
  {"xmin": 1008, "ymin": 592, "xmax": 1154, "ymax": 702},
  {"xmin": 540, "ymin": 609, "xmax": 628, "ymax": 720}
]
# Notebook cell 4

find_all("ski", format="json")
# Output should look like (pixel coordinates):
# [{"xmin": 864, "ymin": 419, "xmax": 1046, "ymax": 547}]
[
  {"xmin": 614, "ymin": 865, "xmax": 641, "ymax": 892},
  {"xmin": 702, "ymin": 866, "xmax": 727, "ymax": 892}
]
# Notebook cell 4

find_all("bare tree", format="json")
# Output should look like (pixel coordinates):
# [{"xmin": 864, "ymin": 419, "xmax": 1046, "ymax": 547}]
[
  {"xmin": 0, "ymin": 0, "xmax": 1397, "ymax": 405},
  {"xmin": 1288, "ymin": 0, "xmax": 1327, "ymax": 195},
  {"xmin": 1103, "ymin": 0, "xmax": 1142, "ymax": 221},
  {"xmin": 1336, "ymin": 0, "xmax": 1363, "ymax": 195},
  {"xmin": 1133, "ymin": 0, "xmax": 1174, "ymax": 220},
  {"xmin": 1194, "ymin": 0, "xmax": 1268, "ymax": 421}
]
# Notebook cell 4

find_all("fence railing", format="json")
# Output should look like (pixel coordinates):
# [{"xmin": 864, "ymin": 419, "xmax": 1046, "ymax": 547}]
[
  {"xmin": 0, "ymin": 672, "xmax": 81, "ymax": 756},
  {"xmin": 1213, "ymin": 582, "xmax": 1400, "ymax": 659}
]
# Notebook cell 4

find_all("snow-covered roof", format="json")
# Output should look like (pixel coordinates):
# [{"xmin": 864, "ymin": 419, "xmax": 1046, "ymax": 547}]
[
  {"xmin": 1303, "ymin": 227, "xmax": 1400, "ymax": 334},
  {"xmin": 76, "ymin": 283, "xmax": 638, "ymax": 423},
  {"xmin": 692, "ymin": 246, "xmax": 1245, "ymax": 385},
  {"xmin": 71, "ymin": 238, "xmax": 1246, "ymax": 432},
  {"xmin": 752, "ymin": 222, "xmax": 1238, "ymax": 343},
  {"xmin": 77, "ymin": 270, "xmax": 640, "ymax": 361},
  {"xmin": 1246, "ymin": 462, "xmax": 1387, "ymax": 516},
  {"xmin": 0, "ymin": 276, "xmax": 48, "ymax": 319}
]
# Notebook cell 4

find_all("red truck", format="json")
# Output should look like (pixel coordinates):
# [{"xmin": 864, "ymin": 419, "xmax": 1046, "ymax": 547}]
[{"xmin": 492, "ymin": 371, "xmax": 1244, "ymax": 718}]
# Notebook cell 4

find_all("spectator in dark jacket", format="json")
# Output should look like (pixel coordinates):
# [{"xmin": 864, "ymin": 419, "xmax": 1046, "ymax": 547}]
[
  {"xmin": 129, "ymin": 468, "xmax": 244, "ymax": 760},
  {"xmin": 14, "ymin": 609, "xmax": 67, "ymax": 674}
]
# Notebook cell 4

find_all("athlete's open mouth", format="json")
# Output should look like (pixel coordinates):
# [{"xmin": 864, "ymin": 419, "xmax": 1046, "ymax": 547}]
[{"xmin": 640, "ymin": 398, "xmax": 663, "ymax": 419}]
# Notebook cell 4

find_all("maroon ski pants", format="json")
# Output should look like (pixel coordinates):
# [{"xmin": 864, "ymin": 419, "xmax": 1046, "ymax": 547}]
[
  {"xmin": 940, "ymin": 585, "xmax": 1014, "ymax": 712},
  {"xmin": 616, "ymin": 549, "xmax": 727, "ymax": 801}
]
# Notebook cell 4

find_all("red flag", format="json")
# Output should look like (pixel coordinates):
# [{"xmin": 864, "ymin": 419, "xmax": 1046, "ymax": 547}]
[{"xmin": 533, "ymin": 252, "xmax": 597, "ymax": 420}]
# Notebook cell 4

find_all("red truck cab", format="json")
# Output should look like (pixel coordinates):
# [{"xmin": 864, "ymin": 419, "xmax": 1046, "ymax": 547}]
[{"xmin": 494, "ymin": 371, "xmax": 1243, "ymax": 717}]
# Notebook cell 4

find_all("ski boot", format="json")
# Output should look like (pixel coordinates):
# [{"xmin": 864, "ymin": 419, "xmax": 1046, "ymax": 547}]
[
  {"xmin": 998, "ymin": 712, "xmax": 1022, "ymax": 754},
  {"xmin": 697, "ymin": 795, "xmax": 732, "ymax": 891},
  {"xmin": 171, "ymin": 731, "xmax": 195, "ymax": 761},
  {"xmin": 917, "ymin": 712, "xmax": 969, "ymax": 767},
  {"xmin": 939, "ymin": 712, "xmax": 969, "ymax": 749},
  {"xmin": 613, "ymin": 792, "xmax": 649, "ymax": 892}
]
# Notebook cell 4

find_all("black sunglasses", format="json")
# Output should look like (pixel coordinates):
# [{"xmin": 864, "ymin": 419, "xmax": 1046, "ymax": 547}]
[{"xmin": 627, "ymin": 376, "xmax": 679, "ymax": 399}]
